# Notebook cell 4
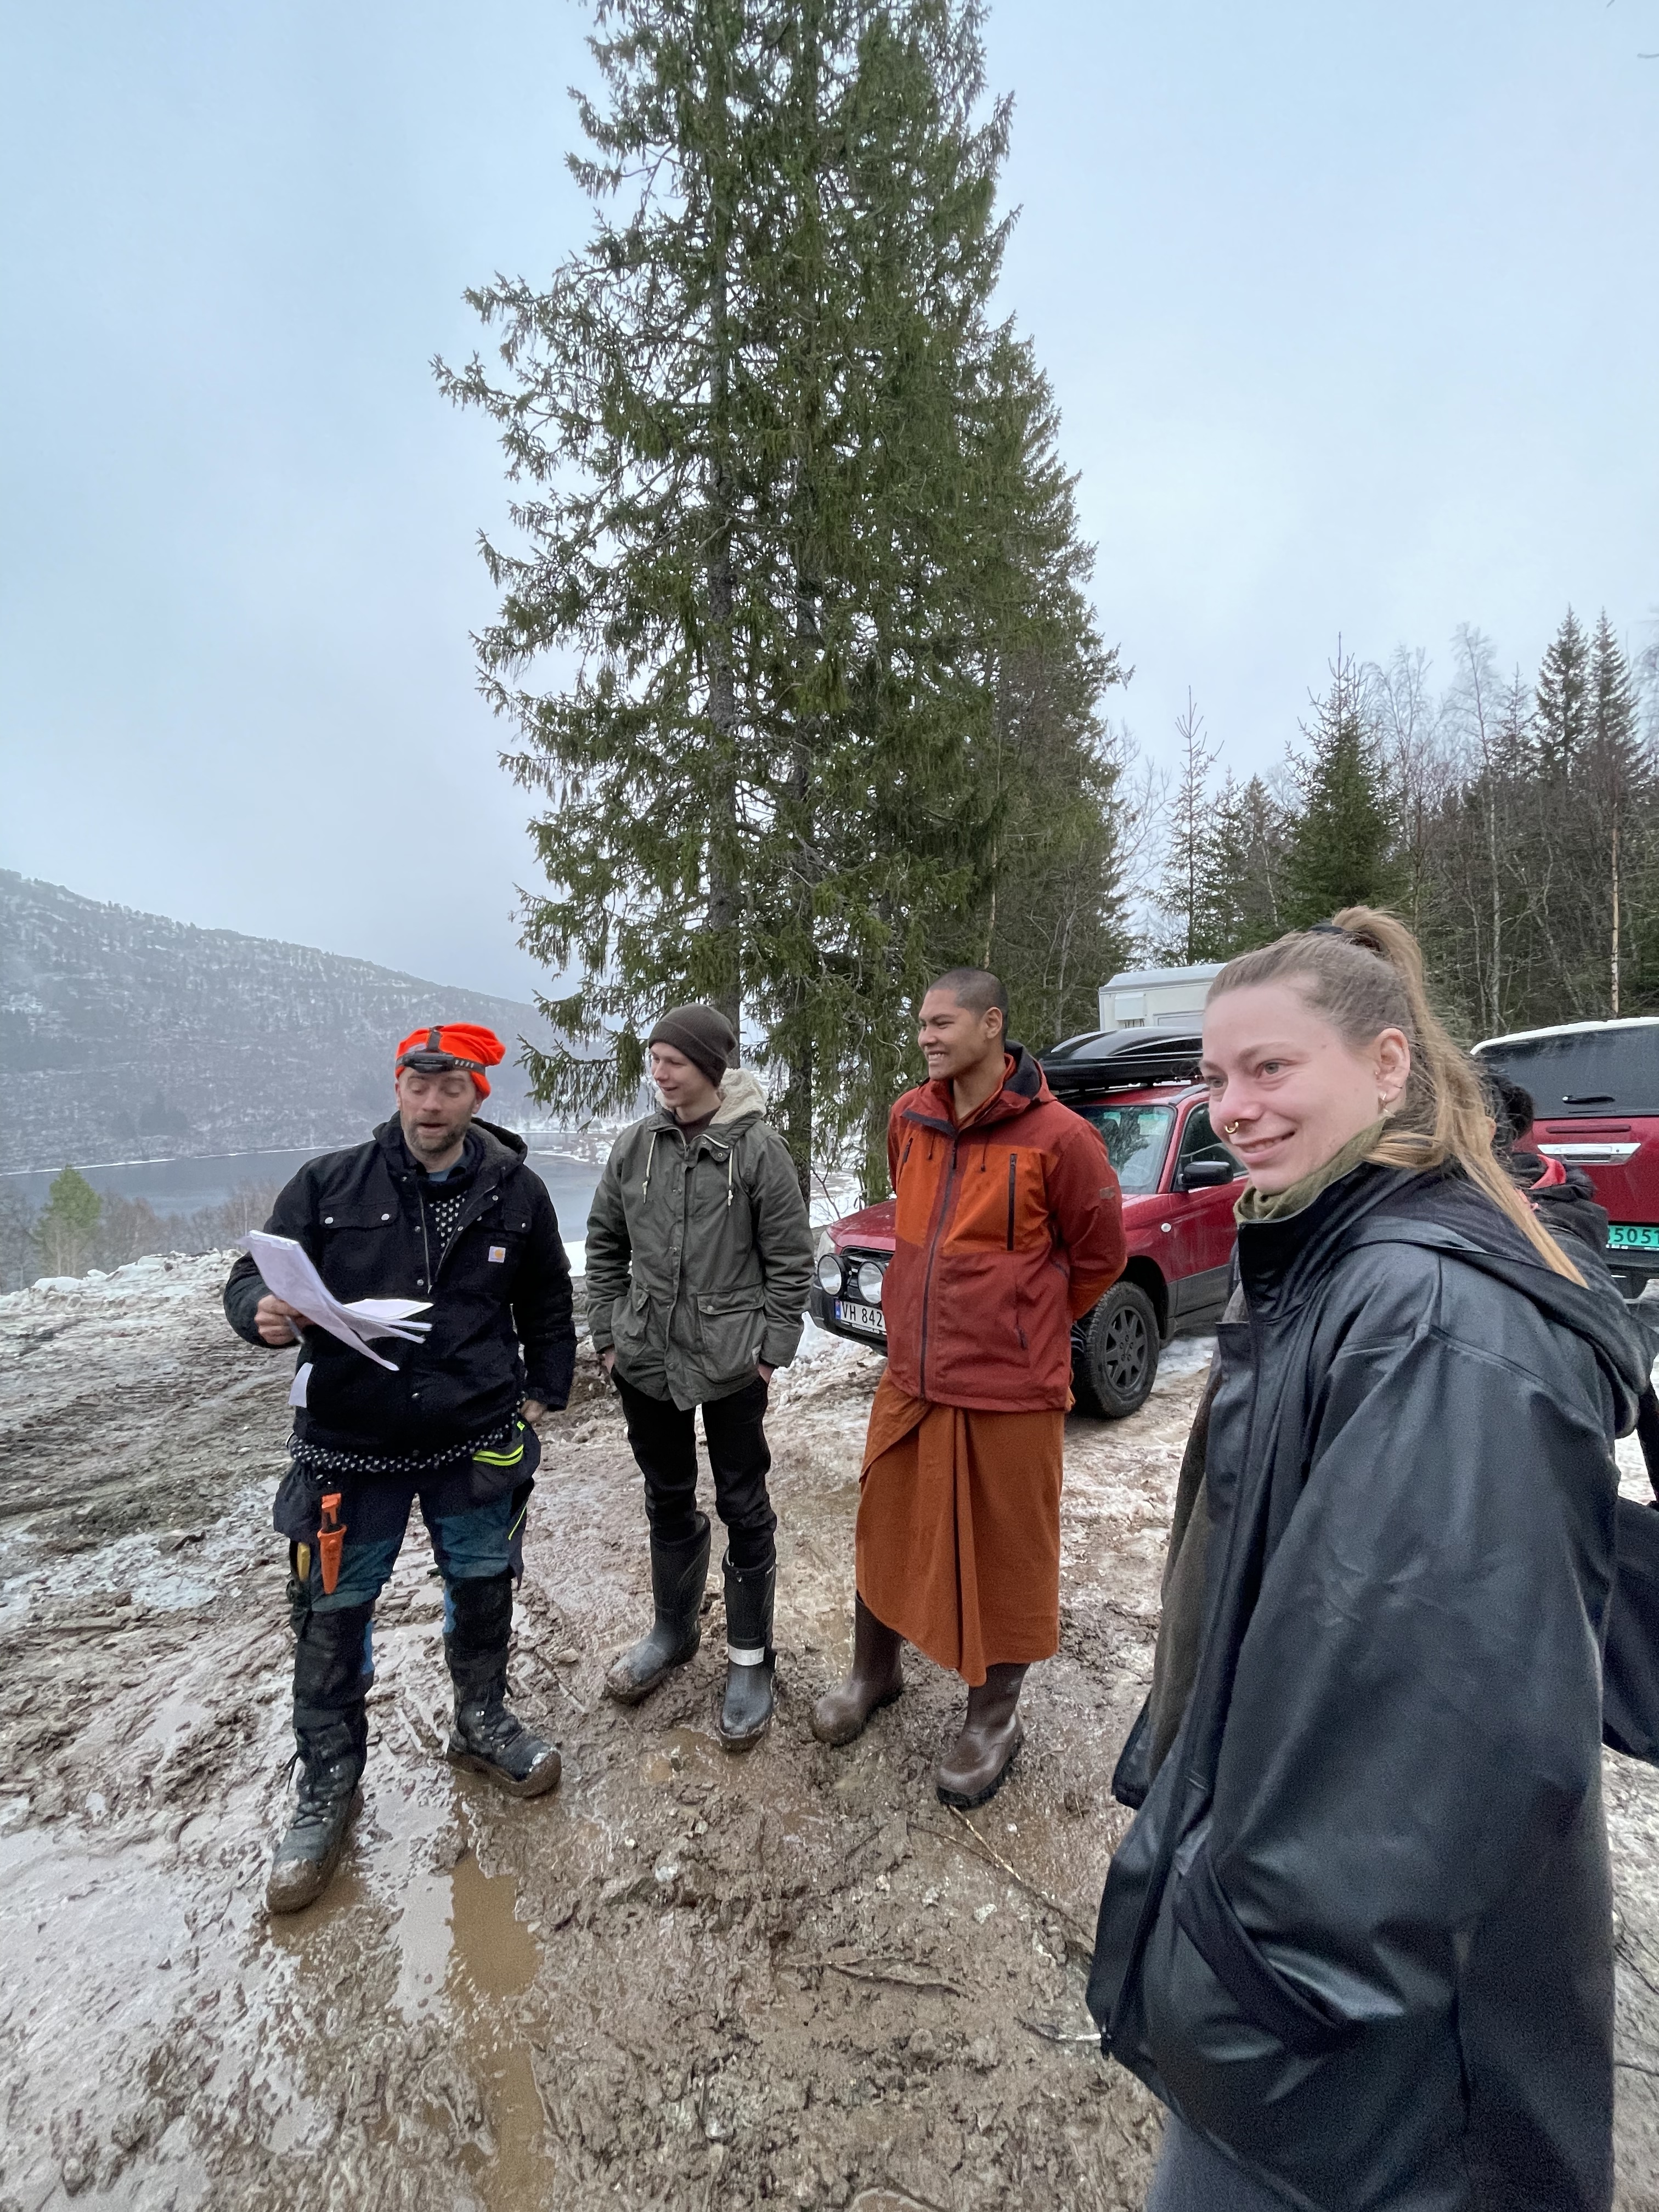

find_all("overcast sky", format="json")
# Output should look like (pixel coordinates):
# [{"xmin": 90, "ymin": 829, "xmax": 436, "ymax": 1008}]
[{"xmin": 3, "ymin": 1, "xmax": 1655, "ymax": 1001}]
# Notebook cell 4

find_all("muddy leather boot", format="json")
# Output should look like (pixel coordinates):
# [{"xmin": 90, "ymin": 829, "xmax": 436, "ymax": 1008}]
[
  {"xmin": 267, "ymin": 1600, "xmax": 372, "ymax": 1915},
  {"xmin": 935, "ymin": 1662, "xmax": 1028, "ymax": 1808},
  {"xmin": 444, "ymin": 1571, "xmax": 561, "ymax": 1799},
  {"xmin": 604, "ymin": 1519, "xmax": 710, "ymax": 1705},
  {"xmin": 717, "ymin": 1553, "xmax": 776, "ymax": 1752},
  {"xmin": 809, "ymin": 1595, "xmax": 905, "ymax": 1747}
]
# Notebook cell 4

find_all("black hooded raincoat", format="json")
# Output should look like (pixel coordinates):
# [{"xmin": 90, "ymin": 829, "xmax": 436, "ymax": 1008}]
[{"xmin": 1088, "ymin": 1162, "xmax": 1650, "ymax": 2212}]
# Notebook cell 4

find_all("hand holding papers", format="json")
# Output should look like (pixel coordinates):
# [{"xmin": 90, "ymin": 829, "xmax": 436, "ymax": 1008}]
[{"xmin": 242, "ymin": 1231, "xmax": 432, "ymax": 1373}]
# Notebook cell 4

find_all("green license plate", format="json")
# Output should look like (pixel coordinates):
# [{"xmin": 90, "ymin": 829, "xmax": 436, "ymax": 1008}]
[{"xmin": 1608, "ymin": 1225, "xmax": 1659, "ymax": 1250}]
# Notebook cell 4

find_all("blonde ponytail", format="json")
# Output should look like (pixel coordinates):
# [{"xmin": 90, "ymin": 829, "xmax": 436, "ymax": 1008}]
[{"xmin": 1210, "ymin": 907, "xmax": 1584, "ymax": 1284}]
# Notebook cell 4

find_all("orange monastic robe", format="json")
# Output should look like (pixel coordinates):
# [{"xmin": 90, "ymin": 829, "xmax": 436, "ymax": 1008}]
[{"xmin": 854, "ymin": 1373, "xmax": 1065, "ymax": 1688}]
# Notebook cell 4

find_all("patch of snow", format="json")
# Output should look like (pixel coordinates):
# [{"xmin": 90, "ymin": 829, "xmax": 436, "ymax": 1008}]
[
  {"xmin": 789, "ymin": 1315, "xmax": 860, "ymax": 1367},
  {"xmin": 1150, "ymin": 1333, "xmax": 1216, "ymax": 1393},
  {"xmin": 2, "ymin": 1250, "xmax": 234, "ymax": 1318}
]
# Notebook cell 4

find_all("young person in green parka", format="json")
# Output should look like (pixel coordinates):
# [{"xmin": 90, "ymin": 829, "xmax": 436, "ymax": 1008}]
[{"xmin": 586, "ymin": 1005, "xmax": 812, "ymax": 1750}]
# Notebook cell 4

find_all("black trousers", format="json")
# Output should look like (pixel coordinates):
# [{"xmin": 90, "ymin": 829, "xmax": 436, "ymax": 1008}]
[{"xmin": 614, "ymin": 1372, "xmax": 777, "ymax": 1573}]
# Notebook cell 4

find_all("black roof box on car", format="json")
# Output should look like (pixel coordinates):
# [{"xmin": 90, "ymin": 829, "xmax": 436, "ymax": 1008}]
[{"xmin": 1040, "ymin": 1027, "xmax": 1205, "ymax": 1098}]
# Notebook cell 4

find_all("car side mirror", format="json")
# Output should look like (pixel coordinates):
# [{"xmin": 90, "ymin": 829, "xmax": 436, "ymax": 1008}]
[{"xmin": 1175, "ymin": 1157, "xmax": 1237, "ymax": 1192}]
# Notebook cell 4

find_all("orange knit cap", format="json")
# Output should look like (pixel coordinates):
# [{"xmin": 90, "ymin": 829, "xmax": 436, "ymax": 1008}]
[{"xmin": 394, "ymin": 1023, "xmax": 506, "ymax": 1098}]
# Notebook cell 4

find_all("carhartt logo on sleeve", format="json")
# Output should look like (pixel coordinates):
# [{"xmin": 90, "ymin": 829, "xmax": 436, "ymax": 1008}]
[{"xmin": 488, "ymin": 1245, "xmax": 507, "ymax": 1263}]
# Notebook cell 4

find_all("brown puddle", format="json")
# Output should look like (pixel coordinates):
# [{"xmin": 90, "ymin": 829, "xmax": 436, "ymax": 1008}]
[
  {"xmin": 265, "ymin": 1781, "xmax": 556, "ymax": 2207},
  {"xmin": 640, "ymin": 1722, "xmax": 721, "ymax": 1788},
  {"xmin": 441, "ymin": 1833, "xmax": 553, "ymax": 2210}
]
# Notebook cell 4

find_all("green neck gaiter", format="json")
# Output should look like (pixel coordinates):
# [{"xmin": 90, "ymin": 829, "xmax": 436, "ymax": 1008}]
[{"xmin": 1234, "ymin": 1117, "xmax": 1388, "ymax": 1226}]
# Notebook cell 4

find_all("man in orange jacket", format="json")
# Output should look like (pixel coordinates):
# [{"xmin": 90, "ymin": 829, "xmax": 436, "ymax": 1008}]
[{"xmin": 811, "ymin": 968, "xmax": 1126, "ymax": 1805}]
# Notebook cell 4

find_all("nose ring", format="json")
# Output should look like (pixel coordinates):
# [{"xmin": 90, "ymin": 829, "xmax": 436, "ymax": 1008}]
[{"xmin": 1225, "ymin": 1121, "xmax": 1241, "ymax": 1136}]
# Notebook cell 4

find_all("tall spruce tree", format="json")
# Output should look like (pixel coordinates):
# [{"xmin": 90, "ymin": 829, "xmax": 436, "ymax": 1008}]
[
  {"xmin": 443, "ymin": 0, "xmax": 1124, "ymax": 1194},
  {"xmin": 1533, "ymin": 606, "xmax": 1592, "ymax": 776},
  {"xmin": 1588, "ymin": 611, "xmax": 1645, "ymax": 1014},
  {"xmin": 1282, "ymin": 650, "xmax": 1400, "ymax": 927},
  {"xmin": 1197, "ymin": 772, "xmax": 1288, "ymax": 956},
  {"xmin": 1152, "ymin": 692, "xmax": 1220, "ymax": 964}
]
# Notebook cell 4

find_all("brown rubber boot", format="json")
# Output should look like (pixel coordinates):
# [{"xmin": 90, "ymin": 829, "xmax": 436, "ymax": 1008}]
[
  {"xmin": 809, "ymin": 1596, "xmax": 904, "ymax": 1746},
  {"xmin": 935, "ymin": 1663, "xmax": 1028, "ymax": 1808}
]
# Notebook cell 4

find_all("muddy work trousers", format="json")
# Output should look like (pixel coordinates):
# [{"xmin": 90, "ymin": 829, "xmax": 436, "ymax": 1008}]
[
  {"xmin": 293, "ymin": 1488, "xmax": 524, "ymax": 1685},
  {"xmin": 614, "ymin": 1372, "xmax": 776, "ymax": 1573}
]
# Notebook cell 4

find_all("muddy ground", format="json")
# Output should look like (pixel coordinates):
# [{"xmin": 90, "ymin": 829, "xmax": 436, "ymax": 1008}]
[{"xmin": 3, "ymin": 1256, "xmax": 1659, "ymax": 2212}]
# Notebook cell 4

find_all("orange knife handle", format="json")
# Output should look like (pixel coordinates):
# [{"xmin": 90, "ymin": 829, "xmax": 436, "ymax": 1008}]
[{"xmin": 317, "ymin": 1492, "xmax": 346, "ymax": 1596}]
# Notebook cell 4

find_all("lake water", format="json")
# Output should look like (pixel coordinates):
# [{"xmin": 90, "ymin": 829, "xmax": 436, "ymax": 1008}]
[{"xmin": 1, "ymin": 1144, "xmax": 604, "ymax": 1238}]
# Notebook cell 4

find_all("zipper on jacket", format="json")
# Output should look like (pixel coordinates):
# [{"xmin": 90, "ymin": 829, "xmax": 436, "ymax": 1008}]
[
  {"xmin": 1006, "ymin": 1153, "xmax": 1017, "ymax": 1250},
  {"xmin": 918, "ymin": 1137, "xmax": 961, "ymax": 1397},
  {"xmin": 417, "ymin": 1185, "xmax": 433, "ymax": 1292}
]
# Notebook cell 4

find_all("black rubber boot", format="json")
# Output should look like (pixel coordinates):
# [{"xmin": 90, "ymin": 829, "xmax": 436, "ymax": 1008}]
[
  {"xmin": 444, "ymin": 1571, "xmax": 561, "ymax": 1799},
  {"xmin": 603, "ymin": 1518, "xmax": 711, "ymax": 1706},
  {"xmin": 717, "ymin": 1551, "xmax": 776, "ymax": 1752},
  {"xmin": 267, "ymin": 1599, "xmax": 372, "ymax": 1915}
]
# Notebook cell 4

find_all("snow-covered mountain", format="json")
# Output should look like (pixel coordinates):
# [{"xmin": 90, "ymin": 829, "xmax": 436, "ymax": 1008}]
[{"xmin": 0, "ymin": 872, "xmax": 561, "ymax": 1172}]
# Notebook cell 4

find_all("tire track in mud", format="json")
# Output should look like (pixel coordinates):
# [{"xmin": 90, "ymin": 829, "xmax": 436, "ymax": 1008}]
[{"xmin": 3, "ymin": 1261, "xmax": 1658, "ymax": 2208}]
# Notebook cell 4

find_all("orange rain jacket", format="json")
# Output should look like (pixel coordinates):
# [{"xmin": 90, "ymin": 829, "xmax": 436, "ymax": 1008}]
[{"xmin": 882, "ymin": 1046, "xmax": 1127, "ymax": 1412}]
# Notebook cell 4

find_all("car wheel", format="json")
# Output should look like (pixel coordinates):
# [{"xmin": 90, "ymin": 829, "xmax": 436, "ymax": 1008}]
[{"xmin": 1073, "ymin": 1282, "xmax": 1160, "ymax": 1420}]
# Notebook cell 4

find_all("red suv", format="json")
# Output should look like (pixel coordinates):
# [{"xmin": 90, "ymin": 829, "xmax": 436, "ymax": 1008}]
[
  {"xmin": 1471, "ymin": 1018, "xmax": 1659, "ymax": 1300},
  {"xmin": 809, "ymin": 1031, "xmax": 1243, "ymax": 1418}
]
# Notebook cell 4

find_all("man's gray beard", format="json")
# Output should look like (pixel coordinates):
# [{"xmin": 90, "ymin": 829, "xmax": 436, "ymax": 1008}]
[{"xmin": 403, "ymin": 1115, "xmax": 469, "ymax": 1160}]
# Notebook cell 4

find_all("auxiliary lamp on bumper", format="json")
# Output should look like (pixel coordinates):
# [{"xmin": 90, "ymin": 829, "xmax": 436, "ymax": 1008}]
[{"xmin": 816, "ymin": 1250, "xmax": 886, "ymax": 1305}]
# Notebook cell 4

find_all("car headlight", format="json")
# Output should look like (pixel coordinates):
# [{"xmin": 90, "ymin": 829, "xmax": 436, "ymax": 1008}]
[
  {"xmin": 856, "ymin": 1259, "xmax": 887, "ymax": 1305},
  {"xmin": 816, "ymin": 1252, "xmax": 845, "ymax": 1295}
]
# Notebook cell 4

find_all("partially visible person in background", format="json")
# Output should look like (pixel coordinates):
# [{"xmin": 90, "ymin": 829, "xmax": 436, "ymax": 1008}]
[
  {"xmin": 586, "ymin": 1004, "xmax": 812, "ymax": 1750},
  {"xmin": 1487, "ymin": 1071, "xmax": 1641, "ymax": 1295},
  {"xmin": 1091, "ymin": 913, "xmax": 1649, "ymax": 2212},
  {"xmin": 225, "ymin": 1023, "xmax": 574, "ymax": 1914}
]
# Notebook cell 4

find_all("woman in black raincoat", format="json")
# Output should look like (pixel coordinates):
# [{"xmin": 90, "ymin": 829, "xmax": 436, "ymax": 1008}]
[{"xmin": 1089, "ymin": 910, "xmax": 1651, "ymax": 2212}]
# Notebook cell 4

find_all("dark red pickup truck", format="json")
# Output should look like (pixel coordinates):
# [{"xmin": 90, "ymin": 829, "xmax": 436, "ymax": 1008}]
[
  {"xmin": 1472, "ymin": 1018, "xmax": 1659, "ymax": 1300},
  {"xmin": 809, "ymin": 1030, "xmax": 1243, "ymax": 1418}
]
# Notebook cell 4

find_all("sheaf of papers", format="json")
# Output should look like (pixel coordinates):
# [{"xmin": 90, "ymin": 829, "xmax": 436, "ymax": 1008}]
[{"xmin": 241, "ymin": 1231, "xmax": 432, "ymax": 1372}]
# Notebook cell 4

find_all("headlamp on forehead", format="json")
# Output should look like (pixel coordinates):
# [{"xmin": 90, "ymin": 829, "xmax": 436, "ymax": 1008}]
[{"xmin": 397, "ymin": 1047, "xmax": 487, "ymax": 1077}]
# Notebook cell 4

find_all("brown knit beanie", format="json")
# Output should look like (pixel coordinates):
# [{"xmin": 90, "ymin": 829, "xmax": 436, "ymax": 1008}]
[{"xmin": 646, "ymin": 1003, "xmax": 737, "ymax": 1088}]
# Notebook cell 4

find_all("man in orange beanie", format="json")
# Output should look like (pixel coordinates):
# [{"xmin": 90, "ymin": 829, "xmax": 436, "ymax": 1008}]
[{"xmin": 225, "ymin": 1021, "xmax": 575, "ymax": 1912}]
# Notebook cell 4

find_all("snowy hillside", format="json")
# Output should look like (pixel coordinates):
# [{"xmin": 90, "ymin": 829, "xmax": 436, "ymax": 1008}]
[{"xmin": 0, "ymin": 872, "xmax": 560, "ymax": 1172}]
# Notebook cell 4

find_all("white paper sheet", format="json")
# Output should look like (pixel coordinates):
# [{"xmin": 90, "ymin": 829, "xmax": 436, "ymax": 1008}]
[{"xmin": 241, "ymin": 1232, "xmax": 432, "ymax": 1372}]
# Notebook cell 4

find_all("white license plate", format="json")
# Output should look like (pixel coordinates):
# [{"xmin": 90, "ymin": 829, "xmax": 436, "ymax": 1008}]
[{"xmin": 833, "ymin": 1299, "xmax": 885, "ymax": 1335}]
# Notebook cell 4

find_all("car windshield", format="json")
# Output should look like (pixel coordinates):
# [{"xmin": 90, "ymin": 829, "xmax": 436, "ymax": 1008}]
[
  {"xmin": 1075, "ymin": 1103, "xmax": 1175, "ymax": 1193},
  {"xmin": 1478, "ymin": 1028, "xmax": 1659, "ymax": 1118}
]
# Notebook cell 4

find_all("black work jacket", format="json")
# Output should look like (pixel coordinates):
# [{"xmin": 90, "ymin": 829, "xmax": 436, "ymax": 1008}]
[
  {"xmin": 223, "ymin": 1119, "xmax": 574, "ymax": 1451},
  {"xmin": 1088, "ymin": 1163, "xmax": 1650, "ymax": 2212}
]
